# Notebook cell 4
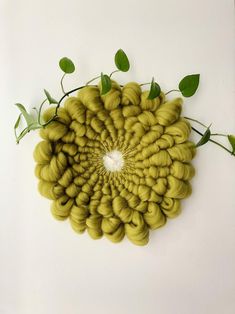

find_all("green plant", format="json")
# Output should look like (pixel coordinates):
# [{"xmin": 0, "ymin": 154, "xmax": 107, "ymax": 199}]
[{"xmin": 14, "ymin": 49, "xmax": 235, "ymax": 156}]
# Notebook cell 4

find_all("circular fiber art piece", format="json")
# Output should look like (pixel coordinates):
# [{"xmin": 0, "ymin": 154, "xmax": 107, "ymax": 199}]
[{"xmin": 34, "ymin": 81, "xmax": 196, "ymax": 246}]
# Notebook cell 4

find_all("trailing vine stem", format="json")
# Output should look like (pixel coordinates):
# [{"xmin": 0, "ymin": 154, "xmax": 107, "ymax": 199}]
[
  {"xmin": 184, "ymin": 116, "xmax": 207, "ymax": 128},
  {"xmin": 60, "ymin": 73, "xmax": 66, "ymax": 94},
  {"xmin": 16, "ymin": 123, "xmax": 42, "ymax": 144},
  {"xmin": 109, "ymin": 70, "xmax": 120, "ymax": 77},
  {"xmin": 14, "ymin": 84, "xmax": 95, "ymax": 143},
  {"xmin": 183, "ymin": 116, "xmax": 234, "ymax": 155},
  {"xmin": 13, "ymin": 50, "xmax": 235, "ymax": 158},
  {"xmin": 140, "ymin": 82, "xmax": 151, "ymax": 86},
  {"xmin": 190, "ymin": 126, "xmax": 234, "ymax": 155},
  {"xmin": 165, "ymin": 89, "xmax": 180, "ymax": 95},
  {"xmin": 210, "ymin": 133, "xmax": 227, "ymax": 137},
  {"xmin": 38, "ymin": 98, "xmax": 47, "ymax": 125},
  {"xmin": 42, "ymin": 84, "xmax": 95, "ymax": 127},
  {"xmin": 41, "ymin": 85, "xmax": 234, "ymax": 156},
  {"xmin": 14, "ymin": 82, "xmax": 234, "ymax": 157},
  {"xmin": 86, "ymin": 76, "xmax": 100, "ymax": 86}
]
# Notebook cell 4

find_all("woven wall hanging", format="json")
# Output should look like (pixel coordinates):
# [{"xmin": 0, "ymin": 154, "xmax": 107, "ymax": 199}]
[{"xmin": 14, "ymin": 50, "xmax": 235, "ymax": 246}]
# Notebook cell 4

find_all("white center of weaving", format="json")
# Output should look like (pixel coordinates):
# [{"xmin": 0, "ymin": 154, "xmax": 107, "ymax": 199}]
[{"xmin": 103, "ymin": 150, "xmax": 124, "ymax": 172}]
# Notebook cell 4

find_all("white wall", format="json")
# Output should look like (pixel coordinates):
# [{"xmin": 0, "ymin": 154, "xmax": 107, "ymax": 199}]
[{"xmin": 1, "ymin": 0, "xmax": 235, "ymax": 313}]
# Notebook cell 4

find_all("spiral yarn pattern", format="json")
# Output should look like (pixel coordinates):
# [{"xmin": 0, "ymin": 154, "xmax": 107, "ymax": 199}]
[{"xmin": 34, "ymin": 81, "xmax": 196, "ymax": 245}]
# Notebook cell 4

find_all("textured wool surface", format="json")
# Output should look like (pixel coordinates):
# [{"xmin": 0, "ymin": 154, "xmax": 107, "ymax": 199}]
[{"xmin": 34, "ymin": 81, "xmax": 196, "ymax": 245}]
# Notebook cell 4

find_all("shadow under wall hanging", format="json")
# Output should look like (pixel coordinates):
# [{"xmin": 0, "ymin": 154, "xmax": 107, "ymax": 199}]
[{"xmin": 14, "ymin": 49, "xmax": 235, "ymax": 246}]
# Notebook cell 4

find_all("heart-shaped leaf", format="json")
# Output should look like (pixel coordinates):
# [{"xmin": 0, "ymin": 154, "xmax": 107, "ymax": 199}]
[
  {"xmin": 15, "ymin": 103, "xmax": 34, "ymax": 126},
  {"xmin": 196, "ymin": 125, "xmax": 211, "ymax": 147},
  {"xmin": 179, "ymin": 74, "xmax": 200, "ymax": 97},
  {"xmin": 101, "ymin": 72, "xmax": 111, "ymax": 95},
  {"xmin": 228, "ymin": 135, "xmax": 235, "ymax": 154},
  {"xmin": 148, "ymin": 77, "xmax": 161, "ymax": 100},
  {"xmin": 59, "ymin": 57, "xmax": 75, "ymax": 74},
  {"xmin": 44, "ymin": 89, "xmax": 58, "ymax": 104},
  {"xmin": 114, "ymin": 49, "xmax": 130, "ymax": 72}
]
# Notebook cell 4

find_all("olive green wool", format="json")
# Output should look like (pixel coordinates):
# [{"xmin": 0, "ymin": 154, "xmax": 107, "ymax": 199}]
[{"xmin": 34, "ymin": 81, "xmax": 196, "ymax": 246}]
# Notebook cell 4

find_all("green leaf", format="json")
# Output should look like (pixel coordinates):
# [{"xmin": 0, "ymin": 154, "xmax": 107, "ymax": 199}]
[
  {"xmin": 16, "ymin": 127, "xmax": 29, "ymax": 143},
  {"xmin": 228, "ymin": 135, "xmax": 235, "ymax": 154},
  {"xmin": 179, "ymin": 74, "xmax": 200, "ymax": 97},
  {"xmin": 147, "ymin": 77, "xmax": 161, "ymax": 100},
  {"xmin": 15, "ymin": 103, "xmax": 34, "ymax": 126},
  {"xmin": 196, "ymin": 125, "xmax": 211, "ymax": 147},
  {"xmin": 44, "ymin": 89, "xmax": 58, "ymax": 104},
  {"xmin": 59, "ymin": 57, "xmax": 75, "ymax": 74},
  {"xmin": 14, "ymin": 114, "xmax": 22, "ymax": 143},
  {"xmin": 114, "ymin": 49, "xmax": 130, "ymax": 72},
  {"xmin": 101, "ymin": 72, "xmax": 111, "ymax": 95},
  {"xmin": 28, "ymin": 122, "xmax": 42, "ymax": 131},
  {"xmin": 14, "ymin": 114, "xmax": 22, "ymax": 130}
]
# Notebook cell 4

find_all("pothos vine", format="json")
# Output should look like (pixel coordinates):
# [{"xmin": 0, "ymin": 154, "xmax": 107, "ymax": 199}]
[{"xmin": 14, "ymin": 49, "xmax": 235, "ymax": 156}]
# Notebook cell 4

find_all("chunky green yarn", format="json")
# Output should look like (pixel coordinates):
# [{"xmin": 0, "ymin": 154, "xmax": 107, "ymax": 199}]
[{"xmin": 33, "ymin": 81, "xmax": 196, "ymax": 246}]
